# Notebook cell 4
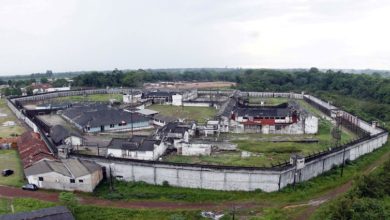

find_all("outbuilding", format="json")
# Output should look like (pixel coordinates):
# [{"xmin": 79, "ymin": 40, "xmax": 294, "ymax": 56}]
[{"xmin": 25, "ymin": 158, "xmax": 103, "ymax": 192}]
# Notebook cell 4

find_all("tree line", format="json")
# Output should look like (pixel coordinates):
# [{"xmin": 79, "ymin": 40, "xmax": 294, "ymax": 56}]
[{"xmin": 71, "ymin": 68, "xmax": 390, "ymax": 105}]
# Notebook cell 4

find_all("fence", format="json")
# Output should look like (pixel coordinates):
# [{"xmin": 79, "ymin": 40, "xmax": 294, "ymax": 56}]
[{"xmin": 7, "ymin": 89, "xmax": 388, "ymax": 192}]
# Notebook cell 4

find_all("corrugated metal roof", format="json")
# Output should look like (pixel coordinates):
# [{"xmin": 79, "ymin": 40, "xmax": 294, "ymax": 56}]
[
  {"xmin": 25, "ymin": 159, "xmax": 101, "ymax": 178},
  {"xmin": 135, "ymin": 109, "xmax": 159, "ymax": 115},
  {"xmin": 0, "ymin": 206, "xmax": 74, "ymax": 220}
]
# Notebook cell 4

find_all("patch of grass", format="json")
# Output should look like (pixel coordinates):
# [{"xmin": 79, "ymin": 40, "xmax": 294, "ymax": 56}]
[
  {"xmin": 74, "ymin": 205, "xmax": 203, "ymax": 220},
  {"xmin": 95, "ymin": 142, "xmax": 390, "ymax": 205},
  {"xmin": 167, "ymin": 117, "xmax": 356, "ymax": 167},
  {"xmin": 0, "ymin": 198, "xmax": 11, "ymax": 214},
  {"xmin": 0, "ymin": 98, "xmax": 25, "ymax": 138},
  {"xmin": 0, "ymin": 197, "xmax": 203, "ymax": 220},
  {"xmin": 12, "ymin": 198, "xmax": 56, "ymax": 213},
  {"xmin": 164, "ymin": 152, "xmax": 288, "ymax": 167},
  {"xmin": 54, "ymin": 94, "xmax": 123, "ymax": 102},
  {"xmin": 0, "ymin": 150, "xmax": 25, "ymax": 187},
  {"xmin": 149, "ymin": 105, "xmax": 217, "ymax": 123}
]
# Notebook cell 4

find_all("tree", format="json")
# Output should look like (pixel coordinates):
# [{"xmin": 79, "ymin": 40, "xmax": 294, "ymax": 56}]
[
  {"xmin": 52, "ymin": 79, "xmax": 68, "ymax": 87},
  {"xmin": 41, "ymin": 77, "xmax": 48, "ymax": 83}
]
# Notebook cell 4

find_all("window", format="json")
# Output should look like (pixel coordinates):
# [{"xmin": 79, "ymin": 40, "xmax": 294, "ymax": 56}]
[
  {"xmin": 70, "ymin": 179, "xmax": 75, "ymax": 183},
  {"xmin": 110, "ymin": 124, "xmax": 115, "ymax": 128},
  {"xmin": 79, "ymin": 179, "xmax": 83, "ymax": 183},
  {"xmin": 38, "ymin": 177, "xmax": 44, "ymax": 181}
]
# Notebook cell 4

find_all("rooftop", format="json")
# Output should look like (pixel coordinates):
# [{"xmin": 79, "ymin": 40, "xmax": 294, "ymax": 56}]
[
  {"xmin": 25, "ymin": 158, "xmax": 101, "ymax": 178},
  {"xmin": 0, "ymin": 206, "xmax": 74, "ymax": 220},
  {"xmin": 17, "ymin": 132, "xmax": 56, "ymax": 168},
  {"xmin": 236, "ymin": 107, "xmax": 290, "ymax": 117},
  {"xmin": 108, "ymin": 135, "xmax": 161, "ymax": 152},
  {"xmin": 50, "ymin": 125, "xmax": 81, "ymax": 144},
  {"xmin": 62, "ymin": 104, "xmax": 149, "ymax": 128},
  {"xmin": 153, "ymin": 114, "xmax": 178, "ymax": 123},
  {"xmin": 135, "ymin": 108, "xmax": 159, "ymax": 116}
]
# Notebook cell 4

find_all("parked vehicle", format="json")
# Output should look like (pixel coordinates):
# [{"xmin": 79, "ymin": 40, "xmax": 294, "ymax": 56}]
[
  {"xmin": 1, "ymin": 169, "xmax": 14, "ymax": 176},
  {"xmin": 22, "ymin": 184, "xmax": 38, "ymax": 191}
]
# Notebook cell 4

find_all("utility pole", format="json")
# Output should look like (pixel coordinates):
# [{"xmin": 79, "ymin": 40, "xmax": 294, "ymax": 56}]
[{"xmin": 130, "ymin": 88, "xmax": 134, "ymax": 137}]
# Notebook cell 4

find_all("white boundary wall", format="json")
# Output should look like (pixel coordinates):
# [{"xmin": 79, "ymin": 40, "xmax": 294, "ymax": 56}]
[{"xmin": 8, "ymin": 90, "xmax": 388, "ymax": 192}]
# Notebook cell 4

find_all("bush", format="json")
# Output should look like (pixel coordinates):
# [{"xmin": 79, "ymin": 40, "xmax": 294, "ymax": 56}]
[
  {"xmin": 354, "ymin": 175, "xmax": 385, "ymax": 199},
  {"xmin": 162, "ymin": 180, "xmax": 170, "ymax": 187},
  {"xmin": 59, "ymin": 192, "xmax": 78, "ymax": 212}
]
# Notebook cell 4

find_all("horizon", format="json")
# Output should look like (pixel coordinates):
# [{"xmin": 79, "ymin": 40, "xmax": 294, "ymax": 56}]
[{"xmin": 1, "ymin": 0, "xmax": 390, "ymax": 75}]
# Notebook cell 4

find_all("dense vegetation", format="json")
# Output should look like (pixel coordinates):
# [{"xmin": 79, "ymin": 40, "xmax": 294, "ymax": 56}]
[
  {"xmin": 3, "ymin": 68, "xmax": 390, "ymax": 123},
  {"xmin": 312, "ymin": 158, "xmax": 390, "ymax": 219},
  {"xmin": 69, "ymin": 68, "xmax": 390, "ymax": 126},
  {"xmin": 71, "ymin": 69, "xmax": 241, "ymax": 88},
  {"xmin": 70, "ymin": 68, "xmax": 389, "ymax": 104}
]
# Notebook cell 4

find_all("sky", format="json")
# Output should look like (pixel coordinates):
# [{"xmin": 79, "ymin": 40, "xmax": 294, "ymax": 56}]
[{"xmin": 1, "ymin": 0, "xmax": 390, "ymax": 75}]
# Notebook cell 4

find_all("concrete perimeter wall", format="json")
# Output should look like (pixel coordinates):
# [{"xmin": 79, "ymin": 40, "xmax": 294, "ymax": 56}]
[{"xmin": 8, "ymin": 90, "xmax": 389, "ymax": 192}]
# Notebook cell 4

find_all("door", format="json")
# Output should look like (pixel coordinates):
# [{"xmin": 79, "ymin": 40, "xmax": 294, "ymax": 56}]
[{"xmin": 100, "ymin": 125, "xmax": 105, "ymax": 132}]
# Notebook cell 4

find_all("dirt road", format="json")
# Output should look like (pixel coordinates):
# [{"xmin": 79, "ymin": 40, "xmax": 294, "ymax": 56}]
[{"xmin": 1, "ymin": 149, "xmax": 388, "ymax": 218}]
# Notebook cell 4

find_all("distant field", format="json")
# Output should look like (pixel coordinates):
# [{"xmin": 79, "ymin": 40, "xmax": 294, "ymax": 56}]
[
  {"xmin": 0, "ymin": 98, "xmax": 25, "ymax": 138},
  {"xmin": 53, "ymin": 94, "xmax": 123, "ymax": 102},
  {"xmin": 148, "ymin": 105, "xmax": 217, "ymax": 123},
  {"xmin": 0, "ymin": 150, "xmax": 25, "ymax": 187}
]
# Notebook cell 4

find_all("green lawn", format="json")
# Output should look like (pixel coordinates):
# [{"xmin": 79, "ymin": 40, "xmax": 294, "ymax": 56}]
[
  {"xmin": 0, "ymin": 98, "xmax": 25, "ymax": 138},
  {"xmin": 0, "ymin": 197, "xmax": 205, "ymax": 220},
  {"xmin": 0, "ymin": 150, "xmax": 25, "ymax": 187},
  {"xmin": 53, "ymin": 94, "xmax": 123, "ymax": 102},
  {"xmin": 165, "ymin": 117, "xmax": 356, "ymax": 167},
  {"xmin": 148, "ymin": 105, "xmax": 217, "ymax": 123},
  {"xmin": 164, "ymin": 151, "xmax": 288, "ymax": 167}
]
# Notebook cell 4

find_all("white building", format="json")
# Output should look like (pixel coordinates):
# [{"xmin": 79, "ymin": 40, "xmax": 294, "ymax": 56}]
[
  {"xmin": 24, "ymin": 159, "xmax": 103, "ymax": 192},
  {"xmin": 50, "ymin": 125, "xmax": 83, "ymax": 146},
  {"xmin": 123, "ymin": 93, "xmax": 142, "ymax": 104},
  {"xmin": 45, "ymin": 87, "xmax": 71, "ymax": 93},
  {"xmin": 107, "ymin": 136, "xmax": 167, "ymax": 160},
  {"xmin": 153, "ymin": 114, "xmax": 178, "ymax": 127},
  {"xmin": 178, "ymin": 142, "xmax": 211, "ymax": 156},
  {"xmin": 172, "ymin": 94, "xmax": 183, "ymax": 106}
]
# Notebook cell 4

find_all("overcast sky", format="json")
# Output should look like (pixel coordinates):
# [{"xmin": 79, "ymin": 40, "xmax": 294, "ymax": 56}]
[{"xmin": 1, "ymin": 0, "xmax": 390, "ymax": 75}]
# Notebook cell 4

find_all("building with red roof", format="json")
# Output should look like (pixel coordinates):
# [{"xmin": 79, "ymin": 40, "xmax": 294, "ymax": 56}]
[{"xmin": 17, "ymin": 131, "xmax": 56, "ymax": 168}]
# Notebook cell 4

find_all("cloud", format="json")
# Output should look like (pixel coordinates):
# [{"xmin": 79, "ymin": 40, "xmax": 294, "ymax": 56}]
[{"xmin": 0, "ymin": 0, "xmax": 389, "ymax": 75}]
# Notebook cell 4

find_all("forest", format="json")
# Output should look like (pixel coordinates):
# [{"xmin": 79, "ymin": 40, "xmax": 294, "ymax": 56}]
[{"xmin": 2, "ymin": 68, "xmax": 390, "ymax": 125}]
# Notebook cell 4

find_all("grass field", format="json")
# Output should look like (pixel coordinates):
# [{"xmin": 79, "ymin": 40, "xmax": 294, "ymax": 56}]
[
  {"xmin": 53, "ymin": 94, "xmax": 123, "ymax": 102},
  {"xmin": 0, "ymin": 150, "xmax": 25, "ymax": 187},
  {"xmin": 0, "ymin": 98, "xmax": 25, "ymax": 138},
  {"xmin": 148, "ymin": 105, "xmax": 217, "ymax": 123},
  {"xmin": 165, "ymin": 117, "xmax": 356, "ymax": 167},
  {"xmin": 0, "ymin": 197, "xmax": 205, "ymax": 220}
]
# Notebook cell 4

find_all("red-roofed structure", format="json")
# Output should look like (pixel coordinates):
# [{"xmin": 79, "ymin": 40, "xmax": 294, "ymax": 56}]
[{"xmin": 17, "ymin": 132, "xmax": 56, "ymax": 168}]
